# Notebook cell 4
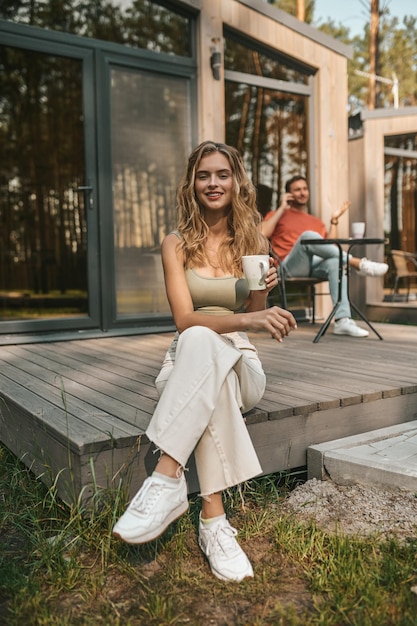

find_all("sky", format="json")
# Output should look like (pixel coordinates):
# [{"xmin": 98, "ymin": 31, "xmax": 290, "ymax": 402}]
[{"xmin": 313, "ymin": 0, "xmax": 416, "ymax": 36}]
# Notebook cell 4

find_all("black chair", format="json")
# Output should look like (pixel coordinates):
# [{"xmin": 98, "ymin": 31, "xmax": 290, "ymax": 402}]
[{"xmin": 269, "ymin": 250, "xmax": 327, "ymax": 323}]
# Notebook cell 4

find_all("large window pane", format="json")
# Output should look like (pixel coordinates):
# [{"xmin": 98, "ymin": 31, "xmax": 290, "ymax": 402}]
[
  {"xmin": 1, "ymin": 0, "xmax": 192, "ymax": 57},
  {"xmin": 0, "ymin": 44, "xmax": 88, "ymax": 321},
  {"xmin": 226, "ymin": 82, "xmax": 308, "ymax": 209},
  {"xmin": 384, "ymin": 134, "xmax": 417, "ymax": 252},
  {"xmin": 384, "ymin": 133, "xmax": 417, "ymax": 300},
  {"xmin": 225, "ymin": 31, "xmax": 311, "ymax": 212},
  {"xmin": 385, "ymin": 133, "xmax": 417, "ymax": 152},
  {"xmin": 111, "ymin": 67, "xmax": 192, "ymax": 317},
  {"xmin": 225, "ymin": 34, "xmax": 310, "ymax": 84}
]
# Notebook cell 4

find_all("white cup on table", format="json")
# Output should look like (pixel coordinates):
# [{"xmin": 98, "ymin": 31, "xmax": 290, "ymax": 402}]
[
  {"xmin": 351, "ymin": 222, "xmax": 366, "ymax": 239},
  {"xmin": 242, "ymin": 255, "xmax": 270, "ymax": 290}
]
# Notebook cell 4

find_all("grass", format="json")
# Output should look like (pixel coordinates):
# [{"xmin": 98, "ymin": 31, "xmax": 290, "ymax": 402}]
[{"xmin": 1, "ymin": 445, "xmax": 417, "ymax": 625}]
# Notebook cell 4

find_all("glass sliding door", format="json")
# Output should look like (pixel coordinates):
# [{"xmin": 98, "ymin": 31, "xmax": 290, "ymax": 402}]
[
  {"xmin": 1, "ymin": 0, "xmax": 196, "ymax": 340},
  {"xmin": 110, "ymin": 65, "xmax": 192, "ymax": 318},
  {"xmin": 0, "ymin": 39, "xmax": 99, "ymax": 331}
]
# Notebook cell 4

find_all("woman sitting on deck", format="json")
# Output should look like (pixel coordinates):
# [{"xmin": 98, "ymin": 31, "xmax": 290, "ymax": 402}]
[{"xmin": 113, "ymin": 141, "xmax": 297, "ymax": 581}]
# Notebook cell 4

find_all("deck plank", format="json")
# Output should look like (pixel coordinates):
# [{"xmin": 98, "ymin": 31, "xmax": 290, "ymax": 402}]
[
  {"xmin": 0, "ymin": 360, "xmax": 142, "ymax": 446},
  {"xmin": 1, "ymin": 345, "xmax": 157, "ymax": 425}
]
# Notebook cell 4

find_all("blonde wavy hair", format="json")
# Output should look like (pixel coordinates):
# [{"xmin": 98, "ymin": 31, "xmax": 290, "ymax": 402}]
[{"xmin": 176, "ymin": 141, "xmax": 269, "ymax": 275}]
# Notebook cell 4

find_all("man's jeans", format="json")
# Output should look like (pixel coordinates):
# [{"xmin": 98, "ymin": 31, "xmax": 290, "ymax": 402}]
[{"xmin": 281, "ymin": 230, "xmax": 351, "ymax": 319}]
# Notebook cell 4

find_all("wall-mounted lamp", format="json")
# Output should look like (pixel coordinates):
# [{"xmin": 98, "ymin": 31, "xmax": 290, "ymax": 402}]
[{"xmin": 210, "ymin": 43, "xmax": 222, "ymax": 81}]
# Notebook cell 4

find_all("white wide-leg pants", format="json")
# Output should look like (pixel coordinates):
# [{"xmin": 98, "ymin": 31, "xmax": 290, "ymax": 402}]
[{"xmin": 146, "ymin": 326, "xmax": 266, "ymax": 496}]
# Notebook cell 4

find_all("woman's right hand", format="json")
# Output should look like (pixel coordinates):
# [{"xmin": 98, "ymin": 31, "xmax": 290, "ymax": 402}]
[{"xmin": 246, "ymin": 306, "xmax": 297, "ymax": 342}]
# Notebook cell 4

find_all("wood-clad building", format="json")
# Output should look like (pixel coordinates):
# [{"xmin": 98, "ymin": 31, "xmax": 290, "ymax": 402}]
[{"xmin": 0, "ymin": 0, "xmax": 352, "ymax": 344}]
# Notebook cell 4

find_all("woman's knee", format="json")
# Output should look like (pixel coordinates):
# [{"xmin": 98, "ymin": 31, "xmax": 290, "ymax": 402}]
[
  {"xmin": 178, "ymin": 326, "xmax": 223, "ymax": 353},
  {"xmin": 179, "ymin": 325, "xmax": 215, "ymax": 342}
]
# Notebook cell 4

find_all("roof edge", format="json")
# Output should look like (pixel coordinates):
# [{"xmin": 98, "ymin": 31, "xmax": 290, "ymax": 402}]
[
  {"xmin": 361, "ymin": 106, "xmax": 417, "ymax": 120},
  {"xmin": 237, "ymin": 0, "xmax": 353, "ymax": 60}
]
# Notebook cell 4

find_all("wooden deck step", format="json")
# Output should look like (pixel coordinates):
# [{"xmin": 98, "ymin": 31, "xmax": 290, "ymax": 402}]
[{"xmin": 0, "ymin": 322, "xmax": 416, "ymax": 504}]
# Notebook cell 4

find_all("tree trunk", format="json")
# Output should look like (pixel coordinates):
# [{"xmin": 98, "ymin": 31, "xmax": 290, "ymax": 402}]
[
  {"xmin": 297, "ymin": 0, "xmax": 305, "ymax": 21},
  {"xmin": 368, "ymin": 0, "xmax": 379, "ymax": 109}
]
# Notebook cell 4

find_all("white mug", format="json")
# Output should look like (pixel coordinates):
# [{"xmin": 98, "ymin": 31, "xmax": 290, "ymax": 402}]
[
  {"xmin": 351, "ymin": 222, "xmax": 366, "ymax": 239},
  {"xmin": 242, "ymin": 255, "xmax": 270, "ymax": 290}
]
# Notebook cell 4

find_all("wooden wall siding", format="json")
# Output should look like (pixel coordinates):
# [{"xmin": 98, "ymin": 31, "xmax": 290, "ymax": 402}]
[
  {"xmin": 199, "ymin": 0, "xmax": 350, "ymax": 234},
  {"xmin": 197, "ymin": 0, "xmax": 225, "ymax": 141},
  {"xmin": 1, "ymin": 323, "xmax": 417, "ymax": 505}
]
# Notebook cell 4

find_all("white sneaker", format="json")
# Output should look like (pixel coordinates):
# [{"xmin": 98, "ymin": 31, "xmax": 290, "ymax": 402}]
[
  {"xmin": 333, "ymin": 317, "xmax": 369, "ymax": 338},
  {"xmin": 112, "ymin": 472, "xmax": 188, "ymax": 544},
  {"xmin": 357, "ymin": 257, "xmax": 388, "ymax": 277},
  {"xmin": 198, "ymin": 515, "xmax": 254, "ymax": 582}
]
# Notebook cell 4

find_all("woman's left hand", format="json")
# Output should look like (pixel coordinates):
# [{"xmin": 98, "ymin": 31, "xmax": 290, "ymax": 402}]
[{"xmin": 264, "ymin": 261, "xmax": 278, "ymax": 293}]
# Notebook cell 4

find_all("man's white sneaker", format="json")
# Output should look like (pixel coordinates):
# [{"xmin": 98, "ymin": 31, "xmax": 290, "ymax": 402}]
[
  {"xmin": 333, "ymin": 317, "xmax": 369, "ymax": 338},
  {"xmin": 112, "ymin": 472, "xmax": 188, "ymax": 544},
  {"xmin": 198, "ymin": 515, "xmax": 254, "ymax": 582},
  {"xmin": 357, "ymin": 257, "xmax": 389, "ymax": 277}
]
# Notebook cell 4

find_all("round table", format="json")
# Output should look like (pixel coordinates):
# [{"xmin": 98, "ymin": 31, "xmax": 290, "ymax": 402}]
[{"xmin": 300, "ymin": 237, "xmax": 387, "ymax": 342}]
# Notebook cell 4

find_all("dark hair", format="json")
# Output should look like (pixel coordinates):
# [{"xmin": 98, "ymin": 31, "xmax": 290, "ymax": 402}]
[{"xmin": 285, "ymin": 175, "xmax": 307, "ymax": 193}]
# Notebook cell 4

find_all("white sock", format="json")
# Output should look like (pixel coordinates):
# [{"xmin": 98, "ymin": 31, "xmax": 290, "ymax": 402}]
[
  {"xmin": 152, "ymin": 471, "xmax": 181, "ymax": 484},
  {"xmin": 200, "ymin": 513, "xmax": 226, "ymax": 526}
]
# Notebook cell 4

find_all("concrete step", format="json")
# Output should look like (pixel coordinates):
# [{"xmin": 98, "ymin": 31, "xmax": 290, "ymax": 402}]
[{"xmin": 307, "ymin": 420, "xmax": 417, "ymax": 492}]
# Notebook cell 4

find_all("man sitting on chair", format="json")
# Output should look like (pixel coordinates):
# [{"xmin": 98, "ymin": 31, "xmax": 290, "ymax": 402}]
[{"xmin": 260, "ymin": 175, "xmax": 388, "ymax": 338}]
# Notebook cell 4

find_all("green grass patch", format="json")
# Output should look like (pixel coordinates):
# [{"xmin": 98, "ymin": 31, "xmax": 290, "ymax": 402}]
[{"xmin": 1, "ymin": 444, "xmax": 417, "ymax": 625}]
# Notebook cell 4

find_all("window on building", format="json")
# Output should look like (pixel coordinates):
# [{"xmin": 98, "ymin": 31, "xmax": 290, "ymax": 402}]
[
  {"xmin": 224, "ymin": 30, "xmax": 314, "ymax": 211},
  {"xmin": 384, "ymin": 133, "xmax": 417, "ymax": 252}
]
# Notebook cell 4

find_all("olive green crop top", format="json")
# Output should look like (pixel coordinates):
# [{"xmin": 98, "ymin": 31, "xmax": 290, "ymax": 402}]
[
  {"xmin": 170, "ymin": 231, "xmax": 250, "ymax": 314},
  {"xmin": 186, "ymin": 269, "xmax": 250, "ymax": 314}
]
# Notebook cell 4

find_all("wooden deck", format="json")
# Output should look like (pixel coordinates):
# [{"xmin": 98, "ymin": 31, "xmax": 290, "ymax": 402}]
[{"xmin": 1, "ymin": 322, "xmax": 416, "ymax": 504}]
